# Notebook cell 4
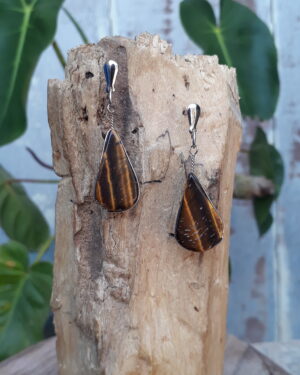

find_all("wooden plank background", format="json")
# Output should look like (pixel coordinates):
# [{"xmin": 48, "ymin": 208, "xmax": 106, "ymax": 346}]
[{"xmin": 0, "ymin": 0, "xmax": 299, "ymax": 343}]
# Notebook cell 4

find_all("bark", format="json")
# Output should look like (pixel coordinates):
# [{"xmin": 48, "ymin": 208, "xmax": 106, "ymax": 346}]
[{"xmin": 48, "ymin": 33, "xmax": 242, "ymax": 375}]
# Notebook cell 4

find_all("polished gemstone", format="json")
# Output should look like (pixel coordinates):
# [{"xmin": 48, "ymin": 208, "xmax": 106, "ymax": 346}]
[
  {"xmin": 95, "ymin": 129, "xmax": 139, "ymax": 212},
  {"xmin": 175, "ymin": 173, "xmax": 223, "ymax": 252}
]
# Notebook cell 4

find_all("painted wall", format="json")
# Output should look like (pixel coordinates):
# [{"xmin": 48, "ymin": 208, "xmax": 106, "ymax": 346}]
[{"xmin": 1, "ymin": 0, "xmax": 299, "ymax": 342}]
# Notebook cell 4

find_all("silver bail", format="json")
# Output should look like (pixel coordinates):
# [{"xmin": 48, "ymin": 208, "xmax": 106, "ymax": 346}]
[
  {"xmin": 104, "ymin": 60, "xmax": 118, "ymax": 103},
  {"xmin": 187, "ymin": 104, "xmax": 201, "ymax": 134},
  {"xmin": 187, "ymin": 104, "xmax": 200, "ymax": 148}
]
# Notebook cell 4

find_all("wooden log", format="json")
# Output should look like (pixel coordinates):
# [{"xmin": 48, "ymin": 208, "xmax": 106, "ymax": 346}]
[{"xmin": 48, "ymin": 33, "xmax": 242, "ymax": 375}]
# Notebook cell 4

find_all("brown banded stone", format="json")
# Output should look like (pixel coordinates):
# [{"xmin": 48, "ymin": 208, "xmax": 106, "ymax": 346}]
[
  {"xmin": 175, "ymin": 173, "xmax": 223, "ymax": 252},
  {"xmin": 95, "ymin": 129, "xmax": 139, "ymax": 212}
]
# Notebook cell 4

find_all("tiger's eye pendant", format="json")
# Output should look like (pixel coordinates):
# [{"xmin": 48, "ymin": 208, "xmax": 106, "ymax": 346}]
[
  {"xmin": 95, "ymin": 129, "xmax": 139, "ymax": 212},
  {"xmin": 174, "ymin": 104, "xmax": 223, "ymax": 252},
  {"xmin": 95, "ymin": 60, "xmax": 139, "ymax": 212},
  {"xmin": 175, "ymin": 172, "xmax": 223, "ymax": 252}
]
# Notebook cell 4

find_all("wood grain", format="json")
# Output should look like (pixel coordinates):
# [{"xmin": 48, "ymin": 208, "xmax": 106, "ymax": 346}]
[
  {"xmin": 0, "ymin": 338, "xmax": 57, "ymax": 375},
  {"xmin": 48, "ymin": 33, "xmax": 241, "ymax": 374}
]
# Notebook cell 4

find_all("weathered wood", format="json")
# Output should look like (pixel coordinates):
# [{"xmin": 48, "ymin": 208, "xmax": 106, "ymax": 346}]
[
  {"xmin": 2, "ymin": 336, "xmax": 298, "ymax": 375},
  {"xmin": 0, "ymin": 337, "xmax": 57, "ymax": 375},
  {"xmin": 224, "ymin": 336, "xmax": 291, "ymax": 375},
  {"xmin": 48, "ymin": 33, "xmax": 241, "ymax": 375},
  {"xmin": 253, "ymin": 340, "xmax": 300, "ymax": 375}
]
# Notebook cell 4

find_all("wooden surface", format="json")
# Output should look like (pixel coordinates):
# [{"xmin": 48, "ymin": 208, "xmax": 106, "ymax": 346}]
[
  {"xmin": 253, "ymin": 340, "xmax": 300, "ymax": 375},
  {"xmin": 48, "ymin": 33, "xmax": 241, "ymax": 374},
  {"xmin": 224, "ymin": 336, "xmax": 291, "ymax": 375},
  {"xmin": 0, "ymin": 337, "xmax": 58, "ymax": 375},
  {"xmin": 2, "ymin": 336, "xmax": 298, "ymax": 375}
]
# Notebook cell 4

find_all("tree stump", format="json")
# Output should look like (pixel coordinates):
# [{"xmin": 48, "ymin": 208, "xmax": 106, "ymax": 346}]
[{"xmin": 48, "ymin": 33, "xmax": 242, "ymax": 375}]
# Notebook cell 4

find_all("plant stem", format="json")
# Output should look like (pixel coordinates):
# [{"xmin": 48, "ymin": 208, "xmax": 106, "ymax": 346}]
[
  {"xmin": 63, "ymin": 7, "xmax": 90, "ymax": 44},
  {"xmin": 33, "ymin": 236, "xmax": 55, "ymax": 264},
  {"xmin": 52, "ymin": 40, "xmax": 66, "ymax": 68},
  {"xmin": 26, "ymin": 147, "xmax": 54, "ymax": 170},
  {"xmin": 5, "ymin": 178, "xmax": 59, "ymax": 184}
]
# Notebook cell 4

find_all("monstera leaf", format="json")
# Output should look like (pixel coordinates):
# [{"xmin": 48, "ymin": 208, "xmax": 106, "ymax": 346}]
[
  {"xmin": 180, "ymin": 0, "xmax": 279, "ymax": 119},
  {"xmin": 250, "ymin": 127, "xmax": 284, "ymax": 235},
  {"xmin": 0, "ymin": 0, "xmax": 64, "ymax": 145},
  {"xmin": 0, "ymin": 166, "xmax": 50, "ymax": 250},
  {"xmin": 0, "ymin": 241, "xmax": 53, "ymax": 360}
]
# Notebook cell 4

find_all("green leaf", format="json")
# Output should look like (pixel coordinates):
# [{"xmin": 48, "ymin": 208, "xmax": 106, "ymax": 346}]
[
  {"xmin": 250, "ymin": 127, "xmax": 284, "ymax": 235},
  {"xmin": 0, "ymin": 0, "xmax": 64, "ymax": 146},
  {"xmin": 253, "ymin": 197, "xmax": 273, "ymax": 235},
  {"xmin": 250, "ymin": 128, "xmax": 284, "ymax": 196},
  {"xmin": 0, "ymin": 241, "xmax": 53, "ymax": 360},
  {"xmin": 180, "ymin": 0, "xmax": 279, "ymax": 119},
  {"xmin": 0, "ymin": 166, "xmax": 50, "ymax": 250}
]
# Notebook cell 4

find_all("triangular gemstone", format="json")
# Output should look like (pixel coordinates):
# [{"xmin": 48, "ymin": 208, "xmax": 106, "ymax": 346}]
[
  {"xmin": 175, "ymin": 173, "xmax": 223, "ymax": 252},
  {"xmin": 95, "ymin": 129, "xmax": 139, "ymax": 212}
]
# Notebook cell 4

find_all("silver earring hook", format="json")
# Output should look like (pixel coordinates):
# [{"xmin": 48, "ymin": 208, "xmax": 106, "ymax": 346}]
[
  {"xmin": 104, "ymin": 60, "xmax": 118, "ymax": 129},
  {"xmin": 187, "ymin": 104, "xmax": 200, "ymax": 148},
  {"xmin": 104, "ymin": 60, "xmax": 118, "ymax": 104}
]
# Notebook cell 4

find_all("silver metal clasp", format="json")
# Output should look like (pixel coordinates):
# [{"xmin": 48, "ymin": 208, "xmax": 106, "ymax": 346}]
[
  {"xmin": 187, "ymin": 104, "xmax": 200, "ymax": 148},
  {"xmin": 104, "ymin": 60, "xmax": 118, "ymax": 104}
]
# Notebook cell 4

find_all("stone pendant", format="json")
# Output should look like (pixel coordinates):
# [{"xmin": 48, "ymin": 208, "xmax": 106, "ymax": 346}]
[
  {"xmin": 95, "ymin": 129, "xmax": 139, "ymax": 212},
  {"xmin": 175, "ymin": 173, "xmax": 223, "ymax": 252}
]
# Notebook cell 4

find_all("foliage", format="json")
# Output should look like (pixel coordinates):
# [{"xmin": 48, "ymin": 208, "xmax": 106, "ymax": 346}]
[
  {"xmin": 0, "ymin": 166, "xmax": 54, "ymax": 360},
  {"xmin": 180, "ymin": 0, "xmax": 279, "ymax": 120},
  {"xmin": 0, "ymin": 166, "xmax": 50, "ymax": 250},
  {"xmin": 180, "ymin": 0, "xmax": 283, "ymax": 235},
  {"xmin": 0, "ymin": 241, "xmax": 52, "ymax": 360},
  {"xmin": 0, "ymin": 0, "xmax": 90, "ymax": 359},
  {"xmin": 250, "ymin": 127, "xmax": 284, "ymax": 235},
  {"xmin": 0, "ymin": 0, "xmax": 64, "ymax": 146},
  {"xmin": 0, "ymin": 0, "xmax": 68, "ymax": 360}
]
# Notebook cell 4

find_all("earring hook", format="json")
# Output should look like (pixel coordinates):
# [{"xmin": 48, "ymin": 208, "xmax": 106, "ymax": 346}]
[
  {"xmin": 104, "ymin": 60, "xmax": 118, "ymax": 104},
  {"xmin": 187, "ymin": 104, "xmax": 200, "ymax": 148}
]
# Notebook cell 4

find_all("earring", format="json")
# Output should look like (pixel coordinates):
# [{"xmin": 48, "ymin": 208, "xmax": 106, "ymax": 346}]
[
  {"xmin": 95, "ymin": 60, "xmax": 140, "ymax": 212},
  {"xmin": 175, "ymin": 104, "xmax": 223, "ymax": 252}
]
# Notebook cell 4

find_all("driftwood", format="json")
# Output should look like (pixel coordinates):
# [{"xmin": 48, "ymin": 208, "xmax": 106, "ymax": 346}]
[{"xmin": 48, "ymin": 33, "xmax": 242, "ymax": 375}]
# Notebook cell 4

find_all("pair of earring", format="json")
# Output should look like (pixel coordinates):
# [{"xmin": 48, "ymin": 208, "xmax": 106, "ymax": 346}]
[{"xmin": 95, "ymin": 60, "xmax": 223, "ymax": 252}]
